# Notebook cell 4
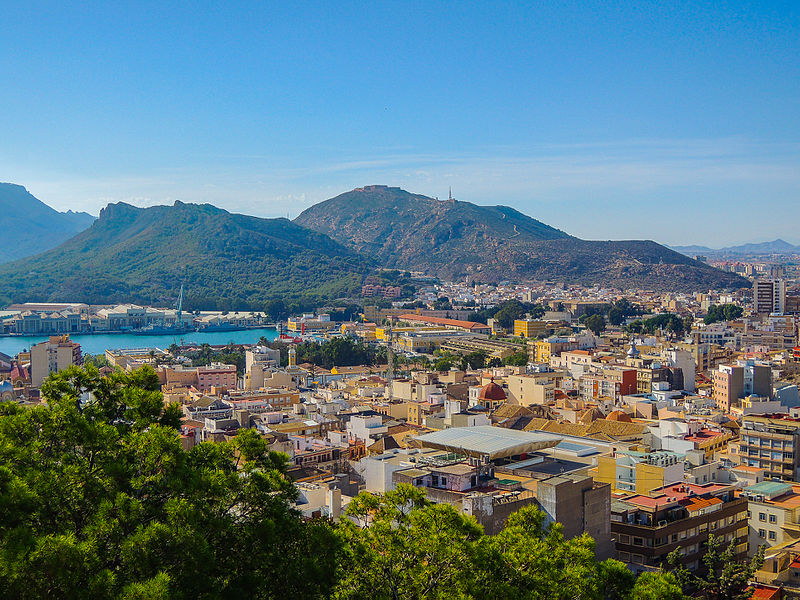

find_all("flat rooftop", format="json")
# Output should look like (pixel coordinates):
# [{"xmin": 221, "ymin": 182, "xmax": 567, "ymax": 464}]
[{"xmin": 414, "ymin": 426, "xmax": 560, "ymax": 460}]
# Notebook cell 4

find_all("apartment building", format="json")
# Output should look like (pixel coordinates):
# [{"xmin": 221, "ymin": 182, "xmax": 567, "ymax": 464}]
[
  {"xmin": 580, "ymin": 368, "xmax": 637, "ymax": 401},
  {"xmin": 740, "ymin": 415, "xmax": 800, "ymax": 481},
  {"xmin": 713, "ymin": 360, "xmax": 771, "ymax": 412},
  {"xmin": 754, "ymin": 279, "xmax": 786, "ymax": 315},
  {"xmin": 713, "ymin": 365, "xmax": 744, "ymax": 412},
  {"xmin": 160, "ymin": 363, "xmax": 237, "ymax": 393},
  {"xmin": 506, "ymin": 371, "xmax": 565, "ymax": 406},
  {"xmin": 196, "ymin": 363, "xmax": 237, "ymax": 392},
  {"xmin": 611, "ymin": 482, "xmax": 748, "ymax": 575},
  {"xmin": 741, "ymin": 481, "xmax": 800, "ymax": 557},
  {"xmin": 531, "ymin": 338, "xmax": 573, "ymax": 363},
  {"xmin": 595, "ymin": 450, "xmax": 684, "ymax": 494},
  {"xmin": 30, "ymin": 335, "xmax": 82, "ymax": 387}
]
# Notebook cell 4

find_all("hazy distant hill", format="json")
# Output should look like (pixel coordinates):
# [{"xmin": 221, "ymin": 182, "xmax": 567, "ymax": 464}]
[
  {"xmin": 296, "ymin": 186, "xmax": 748, "ymax": 291},
  {"xmin": 0, "ymin": 183, "xmax": 95, "ymax": 262},
  {"xmin": 0, "ymin": 201, "xmax": 370, "ymax": 309},
  {"xmin": 671, "ymin": 239, "xmax": 800, "ymax": 256}
]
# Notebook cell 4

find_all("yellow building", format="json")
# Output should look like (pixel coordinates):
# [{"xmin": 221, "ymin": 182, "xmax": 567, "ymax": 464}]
[
  {"xmin": 514, "ymin": 319, "xmax": 549, "ymax": 338},
  {"xmin": 595, "ymin": 450, "xmax": 684, "ymax": 494},
  {"xmin": 374, "ymin": 326, "xmax": 436, "ymax": 341},
  {"xmin": 532, "ymin": 339, "xmax": 572, "ymax": 363}
]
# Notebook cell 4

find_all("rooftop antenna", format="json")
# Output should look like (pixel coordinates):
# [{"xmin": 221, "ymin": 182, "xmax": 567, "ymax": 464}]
[{"xmin": 448, "ymin": 187, "xmax": 453, "ymax": 201}]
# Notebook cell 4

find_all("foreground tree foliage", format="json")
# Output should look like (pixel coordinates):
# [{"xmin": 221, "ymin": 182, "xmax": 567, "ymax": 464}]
[
  {"xmin": 335, "ymin": 484, "xmax": 683, "ymax": 600},
  {"xmin": 0, "ymin": 366, "xmax": 734, "ymax": 599},
  {"xmin": 667, "ymin": 534, "xmax": 764, "ymax": 600},
  {"xmin": 0, "ymin": 365, "xmax": 339, "ymax": 599}
]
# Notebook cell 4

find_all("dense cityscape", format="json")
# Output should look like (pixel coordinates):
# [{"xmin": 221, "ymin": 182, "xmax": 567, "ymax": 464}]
[
  {"xmin": 3, "ymin": 3, "xmax": 799, "ymax": 600},
  {"xmin": 0, "ymin": 253, "xmax": 798, "ymax": 597}
]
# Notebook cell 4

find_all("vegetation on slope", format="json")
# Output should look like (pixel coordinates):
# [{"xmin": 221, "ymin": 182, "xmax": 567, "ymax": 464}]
[
  {"xmin": 295, "ymin": 186, "xmax": 749, "ymax": 291},
  {"xmin": 0, "ymin": 201, "xmax": 371, "ymax": 310}
]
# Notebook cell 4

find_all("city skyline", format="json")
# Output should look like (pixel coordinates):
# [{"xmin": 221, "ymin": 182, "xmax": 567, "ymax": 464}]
[{"xmin": 2, "ymin": 2, "xmax": 799, "ymax": 246}]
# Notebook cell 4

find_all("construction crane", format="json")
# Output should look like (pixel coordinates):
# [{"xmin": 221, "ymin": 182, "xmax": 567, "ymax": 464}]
[
  {"xmin": 385, "ymin": 323, "xmax": 395, "ymax": 400},
  {"xmin": 176, "ymin": 282, "xmax": 184, "ymax": 325}
]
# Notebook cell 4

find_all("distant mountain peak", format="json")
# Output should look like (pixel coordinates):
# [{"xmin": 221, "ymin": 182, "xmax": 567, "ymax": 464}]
[
  {"xmin": 671, "ymin": 238, "xmax": 800, "ymax": 256},
  {"xmin": 0, "ymin": 182, "xmax": 96, "ymax": 263}
]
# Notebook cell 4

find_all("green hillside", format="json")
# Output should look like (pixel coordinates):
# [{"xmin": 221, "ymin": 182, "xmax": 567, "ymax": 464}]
[{"xmin": 0, "ymin": 201, "xmax": 370, "ymax": 309}]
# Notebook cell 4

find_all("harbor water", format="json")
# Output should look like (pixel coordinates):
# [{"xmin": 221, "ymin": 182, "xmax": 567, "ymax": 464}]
[{"xmin": 0, "ymin": 327, "xmax": 279, "ymax": 357}]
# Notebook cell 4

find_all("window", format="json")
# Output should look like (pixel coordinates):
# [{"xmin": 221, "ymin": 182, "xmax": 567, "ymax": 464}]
[
  {"xmin": 619, "ymin": 534, "xmax": 630, "ymax": 544},
  {"xmin": 633, "ymin": 537, "xmax": 644, "ymax": 546},
  {"xmin": 759, "ymin": 513, "xmax": 767, "ymax": 522},
  {"xmin": 769, "ymin": 514, "xmax": 777, "ymax": 524},
  {"xmin": 759, "ymin": 529, "xmax": 766, "ymax": 539},
  {"xmin": 769, "ymin": 531, "xmax": 776, "ymax": 541}
]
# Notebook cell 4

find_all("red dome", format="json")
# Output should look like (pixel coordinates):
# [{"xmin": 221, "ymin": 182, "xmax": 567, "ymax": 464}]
[{"xmin": 479, "ymin": 380, "xmax": 507, "ymax": 401}]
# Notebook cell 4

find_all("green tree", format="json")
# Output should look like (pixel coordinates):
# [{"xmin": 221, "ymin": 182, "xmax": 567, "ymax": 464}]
[
  {"xmin": 682, "ymin": 315, "xmax": 695, "ymax": 335},
  {"xmin": 434, "ymin": 357, "xmax": 454, "ymax": 372},
  {"xmin": 83, "ymin": 353, "xmax": 111, "ymax": 369},
  {"xmin": 336, "ymin": 485, "xmax": 681, "ymax": 600},
  {"xmin": 583, "ymin": 314, "xmax": 606, "ymax": 335},
  {"xmin": 0, "ymin": 365, "xmax": 339, "ymax": 599},
  {"xmin": 630, "ymin": 571, "xmax": 685, "ymax": 600},
  {"xmin": 335, "ymin": 485, "xmax": 482, "ymax": 599},
  {"xmin": 704, "ymin": 304, "xmax": 743, "ymax": 325},
  {"xmin": 627, "ymin": 320, "xmax": 644, "ymax": 334},
  {"xmin": 608, "ymin": 307, "xmax": 625, "ymax": 326},
  {"xmin": 432, "ymin": 297, "xmax": 453, "ymax": 310},
  {"xmin": 667, "ymin": 534, "xmax": 764, "ymax": 600},
  {"xmin": 461, "ymin": 351, "xmax": 487, "ymax": 370},
  {"xmin": 503, "ymin": 352, "xmax": 529, "ymax": 366}
]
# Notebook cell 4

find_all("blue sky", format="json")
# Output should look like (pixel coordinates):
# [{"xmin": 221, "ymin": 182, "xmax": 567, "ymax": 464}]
[{"xmin": 1, "ymin": 1, "xmax": 798, "ymax": 246}]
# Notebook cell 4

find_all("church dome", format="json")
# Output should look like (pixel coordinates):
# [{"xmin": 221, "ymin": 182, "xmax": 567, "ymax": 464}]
[{"xmin": 479, "ymin": 379, "xmax": 507, "ymax": 401}]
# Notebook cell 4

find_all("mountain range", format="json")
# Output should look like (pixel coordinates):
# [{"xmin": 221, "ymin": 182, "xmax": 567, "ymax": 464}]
[
  {"xmin": 0, "ymin": 184, "xmax": 748, "ymax": 309},
  {"xmin": 671, "ymin": 239, "xmax": 800, "ymax": 256},
  {"xmin": 0, "ymin": 183, "xmax": 95, "ymax": 263},
  {"xmin": 296, "ymin": 186, "xmax": 748, "ymax": 291},
  {"xmin": 0, "ymin": 200, "xmax": 368, "ymax": 309}
]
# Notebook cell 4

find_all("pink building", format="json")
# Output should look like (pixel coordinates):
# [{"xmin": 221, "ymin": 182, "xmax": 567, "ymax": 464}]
[{"xmin": 197, "ymin": 363, "xmax": 237, "ymax": 392}]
